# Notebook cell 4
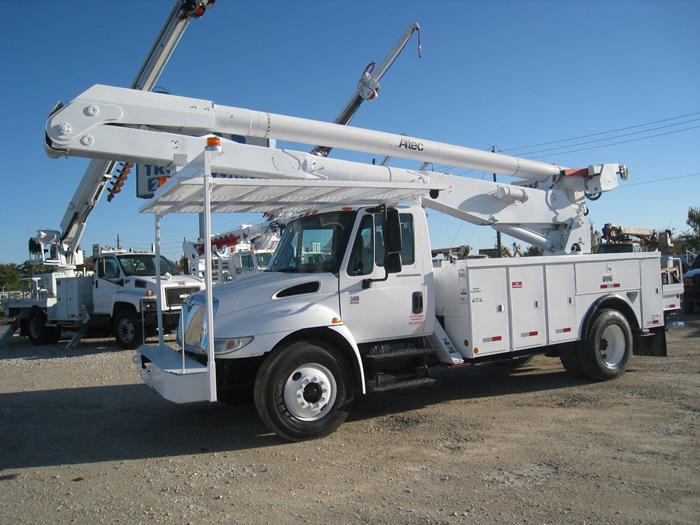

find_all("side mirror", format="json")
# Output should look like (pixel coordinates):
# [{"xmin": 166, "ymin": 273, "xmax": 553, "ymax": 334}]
[
  {"xmin": 383, "ymin": 208, "xmax": 402, "ymax": 254},
  {"xmin": 384, "ymin": 252, "xmax": 402, "ymax": 274},
  {"xmin": 362, "ymin": 207, "xmax": 403, "ymax": 289}
]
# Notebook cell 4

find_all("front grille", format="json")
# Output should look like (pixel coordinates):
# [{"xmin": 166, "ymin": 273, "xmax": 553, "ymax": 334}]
[{"xmin": 165, "ymin": 286, "xmax": 200, "ymax": 308}]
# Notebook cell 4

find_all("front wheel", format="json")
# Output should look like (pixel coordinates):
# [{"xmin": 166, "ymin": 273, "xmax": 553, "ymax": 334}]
[
  {"xmin": 113, "ymin": 308, "xmax": 142, "ymax": 350},
  {"xmin": 578, "ymin": 309, "xmax": 632, "ymax": 381},
  {"xmin": 254, "ymin": 341, "xmax": 354, "ymax": 441}
]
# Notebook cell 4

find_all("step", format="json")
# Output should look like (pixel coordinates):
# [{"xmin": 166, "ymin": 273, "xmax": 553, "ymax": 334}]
[
  {"xmin": 365, "ymin": 347, "xmax": 436, "ymax": 361},
  {"xmin": 370, "ymin": 377, "xmax": 437, "ymax": 393}
]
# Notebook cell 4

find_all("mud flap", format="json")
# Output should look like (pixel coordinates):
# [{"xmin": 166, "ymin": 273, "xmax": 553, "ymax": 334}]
[{"xmin": 633, "ymin": 327, "xmax": 667, "ymax": 357}]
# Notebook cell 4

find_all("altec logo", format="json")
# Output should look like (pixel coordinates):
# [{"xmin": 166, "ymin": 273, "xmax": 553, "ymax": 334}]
[{"xmin": 398, "ymin": 137, "xmax": 424, "ymax": 151}]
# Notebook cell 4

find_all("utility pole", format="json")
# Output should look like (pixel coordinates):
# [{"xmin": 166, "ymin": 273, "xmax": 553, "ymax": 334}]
[{"xmin": 492, "ymin": 146, "xmax": 502, "ymax": 257}]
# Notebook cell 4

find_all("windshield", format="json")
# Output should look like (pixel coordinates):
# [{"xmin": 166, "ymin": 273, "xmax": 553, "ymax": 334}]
[
  {"xmin": 691, "ymin": 256, "xmax": 700, "ymax": 271},
  {"xmin": 267, "ymin": 211, "xmax": 355, "ymax": 273},
  {"xmin": 118, "ymin": 254, "xmax": 180, "ymax": 276},
  {"xmin": 256, "ymin": 252, "xmax": 273, "ymax": 269}
]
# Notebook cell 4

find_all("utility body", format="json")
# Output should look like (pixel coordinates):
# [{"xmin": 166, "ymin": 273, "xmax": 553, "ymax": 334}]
[{"xmin": 42, "ymin": 83, "xmax": 671, "ymax": 441}]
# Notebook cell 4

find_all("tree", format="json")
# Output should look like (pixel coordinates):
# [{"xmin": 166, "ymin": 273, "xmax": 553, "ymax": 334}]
[
  {"xmin": 684, "ymin": 206, "xmax": 700, "ymax": 251},
  {"xmin": 523, "ymin": 245, "xmax": 543, "ymax": 257},
  {"xmin": 687, "ymin": 207, "xmax": 700, "ymax": 237},
  {"xmin": 0, "ymin": 264, "xmax": 21, "ymax": 291}
]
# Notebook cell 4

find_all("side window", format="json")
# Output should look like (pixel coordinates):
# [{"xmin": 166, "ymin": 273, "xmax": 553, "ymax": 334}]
[
  {"xmin": 399, "ymin": 214, "xmax": 415, "ymax": 265},
  {"xmin": 348, "ymin": 215, "xmax": 374, "ymax": 276},
  {"xmin": 98, "ymin": 257, "xmax": 119, "ymax": 279}
]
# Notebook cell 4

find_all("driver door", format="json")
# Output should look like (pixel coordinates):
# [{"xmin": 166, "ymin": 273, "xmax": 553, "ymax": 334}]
[
  {"xmin": 338, "ymin": 209, "xmax": 428, "ymax": 343},
  {"xmin": 93, "ymin": 256, "xmax": 121, "ymax": 315}
]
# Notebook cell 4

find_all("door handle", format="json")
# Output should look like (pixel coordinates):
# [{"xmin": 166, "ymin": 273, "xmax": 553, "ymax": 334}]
[{"xmin": 412, "ymin": 291, "xmax": 423, "ymax": 314}]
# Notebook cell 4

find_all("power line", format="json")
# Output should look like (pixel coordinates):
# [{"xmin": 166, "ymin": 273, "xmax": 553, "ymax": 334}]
[
  {"xmin": 621, "ymin": 171, "xmax": 700, "ymax": 187},
  {"xmin": 430, "ymin": 112, "xmax": 700, "ymax": 176},
  {"xmin": 515, "ymin": 119, "xmax": 700, "ymax": 157},
  {"xmin": 501, "ymin": 111, "xmax": 700, "ymax": 153},
  {"xmin": 527, "ymin": 124, "xmax": 700, "ymax": 159}
]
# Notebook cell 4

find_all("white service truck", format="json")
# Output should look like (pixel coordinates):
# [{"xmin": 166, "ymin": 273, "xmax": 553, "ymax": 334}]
[
  {"xmin": 43, "ymin": 85, "xmax": 672, "ymax": 441},
  {"xmin": 1, "ymin": 246, "xmax": 202, "ymax": 349}
]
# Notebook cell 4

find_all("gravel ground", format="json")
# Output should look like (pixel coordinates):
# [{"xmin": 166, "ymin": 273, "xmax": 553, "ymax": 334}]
[{"xmin": 0, "ymin": 313, "xmax": 698, "ymax": 525}]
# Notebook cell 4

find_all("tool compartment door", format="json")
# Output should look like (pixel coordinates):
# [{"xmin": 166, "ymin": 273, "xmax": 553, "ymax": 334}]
[
  {"xmin": 466, "ymin": 266, "xmax": 510, "ymax": 356},
  {"xmin": 545, "ymin": 263, "xmax": 578, "ymax": 343},
  {"xmin": 507, "ymin": 265, "xmax": 546, "ymax": 349}
]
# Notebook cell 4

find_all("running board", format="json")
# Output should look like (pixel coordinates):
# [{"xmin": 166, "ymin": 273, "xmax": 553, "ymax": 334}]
[
  {"xmin": 370, "ymin": 377, "xmax": 436, "ymax": 393},
  {"xmin": 135, "ymin": 344, "xmax": 212, "ymax": 403}
]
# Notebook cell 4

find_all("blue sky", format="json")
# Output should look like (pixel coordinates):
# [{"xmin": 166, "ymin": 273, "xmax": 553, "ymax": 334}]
[{"xmin": 1, "ymin": 1, "xmax": 698, "ymax": 264}]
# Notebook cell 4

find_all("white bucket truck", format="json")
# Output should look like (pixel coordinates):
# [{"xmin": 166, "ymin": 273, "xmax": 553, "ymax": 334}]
[{"xmin": 43, "ymin": 85, "xmax": 671, "ymax": 441}]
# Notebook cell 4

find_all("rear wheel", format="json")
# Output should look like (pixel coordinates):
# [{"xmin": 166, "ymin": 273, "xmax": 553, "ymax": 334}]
[
  {"xmin": 114, "ymin": 308, "xmax": 142, "ymax": 350},
  {"xmin": 254, "ymin": 341, "xmax": 354, "ymax": 441},
  {"xmin": 578, "ymin": 309, "xmax": 632, "ymax": 380},
  {"xmin": 27, "ymin": 309, "xmax": 52, "ymax": 345}
]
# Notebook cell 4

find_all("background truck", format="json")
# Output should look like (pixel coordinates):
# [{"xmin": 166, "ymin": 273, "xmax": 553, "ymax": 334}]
[
  {"xmin": 1, "ymin": 246, "xmax": 202, "ymax": 349},
  {"xmin": 598, "ymin": 223, "xmax": 683, "ymax": 315},
  {"xmin": 0, "ymin": 1, "xmax": 212, "ymax": 349},
  {"xmin": 43, "ymin": 84, "xmax": 672, "ymax": 441},
  {"xmin": 683, "ymin": 254, "xmax": 700, "ymax": 313}
]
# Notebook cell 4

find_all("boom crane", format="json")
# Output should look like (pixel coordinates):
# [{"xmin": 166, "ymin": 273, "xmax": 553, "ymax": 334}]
[
  {"xmin": 32, "ymin": 0, "xmax": 214, "ymax": 269},
  {"xmin": 310, "ymin": 22, "xmax": 421, "ymax": 157},
  {"xmin": 45, "ymin": 84, "xmax": 625, "ymax": 254}
]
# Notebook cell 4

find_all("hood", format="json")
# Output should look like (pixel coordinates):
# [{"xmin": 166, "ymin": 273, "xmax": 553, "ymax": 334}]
[{"xmin": 192, "ymin": 272, "xmax": 337, "ymax": 315}]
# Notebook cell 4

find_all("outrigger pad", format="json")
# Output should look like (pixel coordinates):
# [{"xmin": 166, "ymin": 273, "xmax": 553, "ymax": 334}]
[{"xmin": 633, "ymin": 328, "xmax": 667, "ymax": 357}]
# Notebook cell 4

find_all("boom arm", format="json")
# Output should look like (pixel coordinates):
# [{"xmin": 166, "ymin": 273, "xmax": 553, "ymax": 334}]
[
  {"xmin": 45, "ymin": 85, "xmax": 627, "ymax": 254},
  {"xmin": 36, "ymin": 1, "xmax": 213, "ymax": 267},
  {"xmin": 310, "ymin": 22, "xmax": 421, "ymax": 157}
]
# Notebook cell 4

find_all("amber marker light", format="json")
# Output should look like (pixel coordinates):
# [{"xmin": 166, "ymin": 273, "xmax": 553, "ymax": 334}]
[
  {"xmin": 331, "ymin": 317, "xmax": 343, "ymax": 325},
  {"xmin": 146, "ymin": 290, "xmax": 154, "ymax": 297},
  {"xmin": 206, "ymin": 136, "xmax": 222, "ymax": 151}
]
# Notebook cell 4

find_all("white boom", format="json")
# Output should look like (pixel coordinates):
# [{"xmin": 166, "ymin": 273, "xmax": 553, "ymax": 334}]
[{"xmin": 45, "ymin": 84, "xmax": 626, "ymax": 253}]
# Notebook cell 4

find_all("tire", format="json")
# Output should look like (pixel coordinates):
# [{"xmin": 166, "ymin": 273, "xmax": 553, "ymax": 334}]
[
  {"xmin": 254, "ymin": 341, "xmax": 354, "ymax": 441},
  {"xmin": 577, "ymin": 309, "xmax": 632, "ymax": 381},
  {"xmin": 684, "ymin": 299, "xmax": 694, "ymax": 314},
  {"xmin": 27, "ymin": 309, "xmax": 51, "ymax": 345},
  {"xmin": 113, "ymin": 308, "xmax": 142, "ymax": 350}
]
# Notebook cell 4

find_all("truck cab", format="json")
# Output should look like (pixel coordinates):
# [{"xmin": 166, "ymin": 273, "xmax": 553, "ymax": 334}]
[
  {"xmin": 93, "ymin": 250, "xmax": 202, "ymax": 349},
  {"xmin": 683, "ymin": 255, "xmax": 700, "ymax": 314}
]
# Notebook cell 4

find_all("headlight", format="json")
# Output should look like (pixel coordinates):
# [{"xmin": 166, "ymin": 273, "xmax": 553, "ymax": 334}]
[{"xmin": 214, "ymin": 336, "xmax": 254, "ymax": 355}]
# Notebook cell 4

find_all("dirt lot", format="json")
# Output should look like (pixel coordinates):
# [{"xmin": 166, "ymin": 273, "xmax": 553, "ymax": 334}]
[{"xmin": 0, "ymin": 313, "xmax": 698, "ymax": 525}]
